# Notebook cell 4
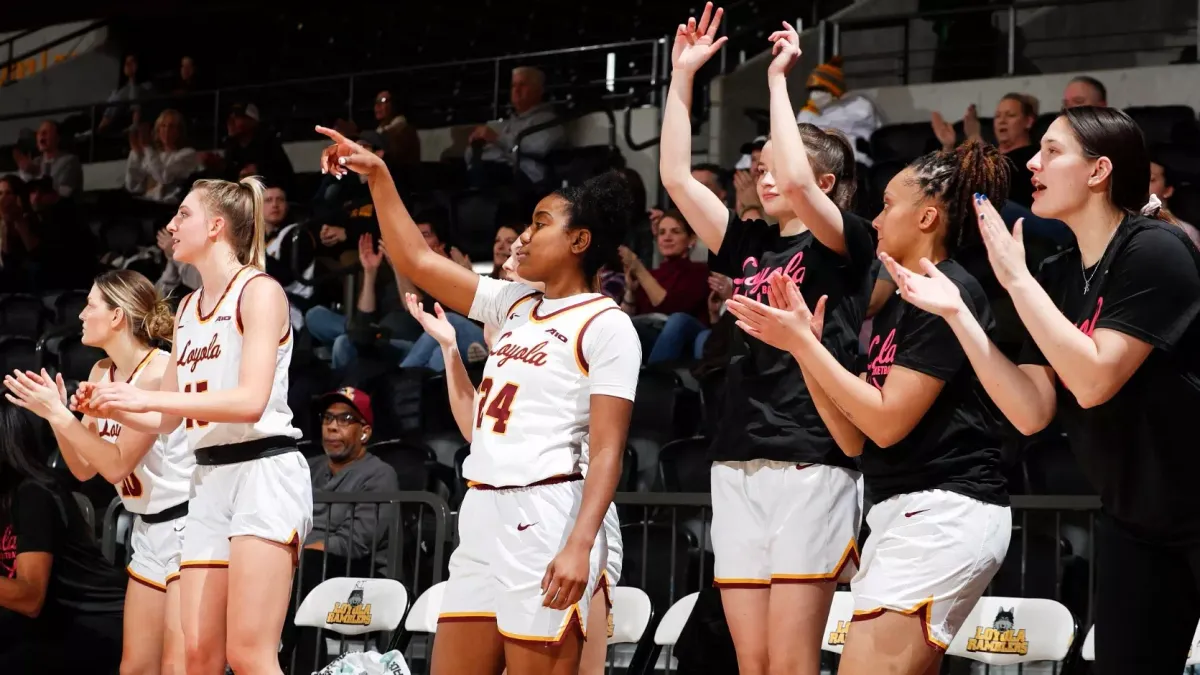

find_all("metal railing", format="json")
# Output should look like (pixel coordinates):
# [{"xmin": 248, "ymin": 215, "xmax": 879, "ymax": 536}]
[{"xmin": 821, "ymin": 0, "xmax": 1198, "ymax": 86}]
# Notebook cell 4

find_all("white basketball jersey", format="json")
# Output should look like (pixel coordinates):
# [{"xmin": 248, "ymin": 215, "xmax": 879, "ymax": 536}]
[
  {"xmin": 464, "ymin": 293, "xmax": 623, "ymax": 487},
  {"xmin": 174, "ymin": 266, "xmax": 301, "ymax": 450},
  {"xmin": 93, "ymin": 350, "xmax": 193, "ymax": 515}
]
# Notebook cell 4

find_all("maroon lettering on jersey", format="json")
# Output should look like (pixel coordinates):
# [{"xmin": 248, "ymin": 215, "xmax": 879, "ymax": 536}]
[
  {"xmin": 177, "ymin": 334, "xmax": 223, "ymax": 373},
  {"xmin": 491, "ymin": 340, "xmax": 551, "ymax": 368}
]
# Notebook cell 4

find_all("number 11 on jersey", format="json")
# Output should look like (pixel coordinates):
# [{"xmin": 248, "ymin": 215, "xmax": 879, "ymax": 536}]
[{"xmin": 475, "ymin": 377, "xmax": 519, "ymax": 434}]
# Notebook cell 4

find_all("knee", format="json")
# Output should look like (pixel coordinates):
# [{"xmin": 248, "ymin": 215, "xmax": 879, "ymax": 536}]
[
  {"xmin": 331, "ymin": 334, "xmax": 357, "ymax": 369},
  {"xmin": 736, "ymin": 653, "xmax": 770, "ymax": 675},
  {"xmin": 119, "ymin": 660, "xmax": 152, "ymax": 675},
  {"xmin": 225, "ymin": 634, "xmax": 276, "ymax": 675},
  {"xmin": 184, "ymin": 635, "xmax": 224, "ymax": 674}
]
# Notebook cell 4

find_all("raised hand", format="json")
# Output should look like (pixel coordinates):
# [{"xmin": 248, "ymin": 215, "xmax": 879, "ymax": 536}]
[
  {"xmin": 358, "ymin": 233, "xmax": 384, "ymax": 272},
  {"xmin": 963, "ymin": 104, "xmax": 982, "ymax": 141},
  {"xmin": 315, "ymin": 125, "xmax": 385, "ymax": 178},
  {"xmin": 767, "ymin": 21, "xmax": 802, "ymax": 78},
  {"xmin": 931, "ymin": 112, "xmax": 957, "ymax": 150},
  {"xmin": 405, "ymin": 293, "xmax": 458, "ymax": 350},
  {"xmin": 879, "ymin": 253, "xmax": 966, "ymax": 318},
  {"xmin": 671, "ymin": 2, "xmax": 729, "ymax": 75},
  {"xmin": 974, "ymin": 194, "xmax": 1030, "ymax": 290},
  {"xmin": 4, "ymin": 369, "xmax": 69, "ymax": 421}
]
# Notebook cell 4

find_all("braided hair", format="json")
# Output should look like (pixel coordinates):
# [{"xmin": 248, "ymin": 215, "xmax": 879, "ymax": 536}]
[{"xmin": 905, "ymin": 138, "xmax": 1012, "ymax": 254}]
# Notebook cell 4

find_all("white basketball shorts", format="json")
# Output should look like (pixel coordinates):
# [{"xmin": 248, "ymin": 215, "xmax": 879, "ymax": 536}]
[
  {"xmin": 439, "ymin": 477, "xmax": 606, "ymax": 643},
  {"xmin": 180, "ymin": 450, "xmax": 313, "ymax": 570},
  {"xmin": 127, "ymin": 514, "xmax": 186, "ymax": 591},
  {"xmin": 711, "ymin": 460, "xmax": 862, "ymax": 587},
  {"xmin": 599, "ymin": 503, "xmax": 622, "ymax": 638},
  {"xmin": 850, "ymin": 489, "xmax": 1011, "ymax": 650}
]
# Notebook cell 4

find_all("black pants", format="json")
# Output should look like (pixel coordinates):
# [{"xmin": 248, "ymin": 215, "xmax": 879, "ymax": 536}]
[
  {"xmin": 1095, "ymin": 515, "xmax": 1200, "ymax": 674},
  {"xmin": 0, "ymin": 609, "xmax": 122, "ymax": 674}
]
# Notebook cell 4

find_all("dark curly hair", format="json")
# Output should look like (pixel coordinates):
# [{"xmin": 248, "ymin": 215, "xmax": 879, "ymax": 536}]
[
  {"xmin": 906, "ymin": 138, "xmax": 1011, "ymax": 254},
  {"xmin": 553, "ymin": 171, "xmax": 634, "ymax": 283}
]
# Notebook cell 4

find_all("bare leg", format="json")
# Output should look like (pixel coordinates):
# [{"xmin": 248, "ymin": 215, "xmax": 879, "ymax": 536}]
[
  {"xmin": 838, "ymin": 611, "xmax": 943, "ymax": 675},
  {"xmin": 720, "ymin": 587, "xmax": 771, "ymax": 675},
  {"xmin": 502, "ymin": 619, "xmax": 584, "ymax": 675},
  {"xmin": 766, "ymin": 581, "xmax": 836, "ymax": 675},
  {"xmin": 180, "ymin": 567, "xmax": 228, "ymax": 675},
  {"xmin": 578, "ymin": 586, "xmax": 609, "ymax": 675},
  {"xmin": 162, "ymin": 580, "xmax": 187, "ymax": 675},
  {"xmin": 120, "ymin": 578, "xmax": 167, "ymax": 675},
  {"xmin": 432, "ymin": 620, "xmax": 506, "ymax": 675},
  {"xmin": 224, "ymin": 537, "xmax": 296, "ymax": 675}
]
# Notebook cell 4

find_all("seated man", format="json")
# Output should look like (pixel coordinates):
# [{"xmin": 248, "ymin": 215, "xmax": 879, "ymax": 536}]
[{"xmin": 465, "ymin": 66, "xmax": 565, "ymax": 194}]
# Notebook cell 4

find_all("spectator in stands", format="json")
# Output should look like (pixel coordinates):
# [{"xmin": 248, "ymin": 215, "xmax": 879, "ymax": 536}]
[
  {"xmin": 1149, "ymin": 151, "xmax": 1200, "ymax": 247},
  {"xmin": 733, "ymin": 137, "xmax": 766, "ymax": 219},
  {"xmin": 465, "ymin": 66, "xmax": 565, "ymax": 191},
  {"xmin": 96, "ymin": 54, "xmax": 153, "ymax": 136},
  {"xmin": 796, "ymin": 55, "xmax": 881, "ymax": 166},
  {"xmin": 170, "ymin": 56, "xmax": 199, "ymax": 95},
  {"xmin": 124, "ymin": 109, "xmax": 199, "ymax": 203},
  {"xmin": 0, "ymin": 402, "xmax": 126, "ymax": 674},
  {"xmin": 16, "ymin": 120, "xmax": 83, "ymax": 198},
  {"xmin": 934, "ymin": 95, "xmax": 1039, "ymax": 207},
  {"xmin": 619, "ymin": 211, "xmax": 710, "ymax": 362},
  {"xmin": 199, "ymin": 103, "xmax": 294, "ymax": 191},
  {"xmin": 372, "ymin": 90, "xmax": 420, "ymax": 165},
  {"xmin": 26, "ymin": 177, "xmax": 96, "ymax": 291},
  {"xmin": 1062, "ymin": 75, "xmax": 1107, "ymax": 109},
  {"xmin": 261, "ymin": 183, "xmax": 316, "ymax": 328},
  {"xmin": 489, "ymin": 224, "xmax": 522, "ymax": 279},
  {"xmin": 691, "ymin": 163, "xmax": 729, "ymax": 205},
  {"xmin": 311, "ymin": 130, "xmax": 388, "ymax": 267},
  {"xmin": 153, "ymin": 226, "xmax": 201, "ymax": 296},
  {"xmin": 0, "ymin": 175, "xmax": 38, "ymax": 289},
  {"xmin": 617, "ymin": 166, "xmax": 658, "ymax": 264}
]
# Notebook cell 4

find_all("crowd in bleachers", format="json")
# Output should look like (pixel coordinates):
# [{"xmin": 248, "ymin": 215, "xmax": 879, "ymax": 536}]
[{"xmin": 6, "ymin": 13, "xmax": 1200, "ymax": 667}]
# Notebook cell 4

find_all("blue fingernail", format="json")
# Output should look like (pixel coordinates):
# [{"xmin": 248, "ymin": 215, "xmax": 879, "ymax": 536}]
[{"xmin": 981, "ymin": 193, "xmax": 988, "ymax": 201}]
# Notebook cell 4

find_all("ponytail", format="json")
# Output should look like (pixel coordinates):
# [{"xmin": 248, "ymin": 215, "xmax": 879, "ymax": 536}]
[
  {"xmin": 907, "ymin": 138, "xmax": 1011, "ymax": 254},
  {"xmin": 240, "ymin": 176, "xmax": 268, "ymax": 270}
]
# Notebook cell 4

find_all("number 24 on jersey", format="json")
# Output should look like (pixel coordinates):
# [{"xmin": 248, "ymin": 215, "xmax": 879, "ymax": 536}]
[{"xmin": 475, "ymin": 378, "xmax": 519, "ymax": 434}]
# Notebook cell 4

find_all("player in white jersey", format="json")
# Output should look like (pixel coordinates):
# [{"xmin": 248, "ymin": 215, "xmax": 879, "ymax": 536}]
[
  {"xmin": 77, "ymin": 177, "xmax": 310, "ymax": 675},
  {"xmin": 3, "ymin": 269, "xmax": 192, "ymax": 675},
  {"xmin": 318, "ymin": 125, "xmax": 639, "ymax": 675},
  {"xmin": 404, "ymin": 232, "xmax": 624, "ymax": 675}
]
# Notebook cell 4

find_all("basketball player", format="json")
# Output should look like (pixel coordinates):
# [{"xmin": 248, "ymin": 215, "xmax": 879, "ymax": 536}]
[
  {"xmin": 404, "ymin": 234, "xmax": 624, "ymax": 675},
  {"xmin": 881, "ymin": 107, "xmax": 1200, "ymax": 675},
  {"xmin": 317, "ymin": 125, "xmax": 638, "ymax": 675},
  {"xmin": 662, "ymin": 9, "xmax": 872, "ymax": 674},
  {"xmin": 728, "ymin": 139, "xmax": 1013, "ymax": 675},
  {"xmin": 4, "ymin": 269, "xmax": 192, "ymax": 675},
  {"xmin": 75, "ymin": 176, "xmax": 310, "ymax": 675}
]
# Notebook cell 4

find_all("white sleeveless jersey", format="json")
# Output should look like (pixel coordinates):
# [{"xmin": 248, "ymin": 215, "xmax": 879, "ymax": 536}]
[
  {"xmin": 174, "ymin": 266, "xmax": 301, "ymax": 450},
  {"xmin": 464, "ymin": 277, "xmax": 641, "ymax": 487},
  {"xmin": 93, "ymin": 350, "xmax": 193, "ymax": 515}
]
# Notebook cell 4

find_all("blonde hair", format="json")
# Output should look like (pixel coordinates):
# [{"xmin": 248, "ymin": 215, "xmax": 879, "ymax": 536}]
[
  {"xmin": 94, "ymin": 270, "xmax": 174, "ymax": 344},
  {"xmin": 190, "ymin": 176, "xmax": 268, "ymax": 269},
  {"xmin": 153, "ymin": 109, "xmax": 187, "ymax": 149}
]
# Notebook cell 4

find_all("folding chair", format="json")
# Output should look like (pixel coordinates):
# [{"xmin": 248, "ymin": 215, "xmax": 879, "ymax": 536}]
[
  {"xmin": 609, "ymin": 586, "xmax": 653, "ymax": 646},
  {"xmin": 402, "ymin": 581, "xmax": 447, "ymax": 634},
  {"xmin": 821, "ymin": 591, "xmax": 855, "ymax": 655},
  {"xmin": 653, "ymin": 592, "xmax": 699, "ymax": 648},
  {"xmin": 294, "ymin": 577, "xmax": 409, "ymax": 660},
  {"xmin": 946, "ymin": 596, "xmax": 1076, "ymax": 665}
]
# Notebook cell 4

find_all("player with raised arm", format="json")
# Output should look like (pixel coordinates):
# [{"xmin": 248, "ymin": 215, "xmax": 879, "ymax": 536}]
[
  {"xmin": 878, "ymin": 107, "xmax": 1200, "ymax": 675},
  {"xmin": 73, "ymin": 177, "xmax": 310, "ymax": 675},
  {"xmin": 662, "ymin": 7, "xmax": 874, "ymax": 674},
  {"xmin": 727, "ymin": 139, "xmax": 1014, "ymax": 675},
  {"xmin": 5, "ymin": 269, "xmax": 192, "ymax": 675},
  {"xmin": 317, "ymin": 125, "xmax": 638, "ymax": 675}
]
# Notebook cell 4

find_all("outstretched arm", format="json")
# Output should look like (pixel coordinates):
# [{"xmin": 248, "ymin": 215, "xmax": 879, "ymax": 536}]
[
  {"xmin": 317, "ymin": 125, "xmax": 479, "ymax": 316},
  {"xmin": 766, "ymin": 22, "xmax": 850, "ymax": 255},
  {"xmin": 659, "ymin": 3, "xmax": 732, "ymax": 254},
  {"xmin": 405, "ymin": 293, "xmax": 477, "ymax": 440}
]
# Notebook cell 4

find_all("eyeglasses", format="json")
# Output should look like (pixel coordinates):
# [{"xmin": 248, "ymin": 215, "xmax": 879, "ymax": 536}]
[{"xmin": 321, "ymin": 412, "xmax": 363, "ymax": 427}]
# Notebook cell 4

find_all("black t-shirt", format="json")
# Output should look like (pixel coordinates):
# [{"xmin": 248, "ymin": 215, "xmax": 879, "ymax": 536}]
[
  {"xmin": 1019, "ymin": 216, "xmax": 1200, "ymax": 540},
  {"xmin": 0, "ymin": 480, "xmax": 126, "ymax": 624},
  {"xmin": 707, "ymin": 209, "xmax": 876, "ymax": 466},
  {"xmin": 859, "ymin": 260, "xmax": 1008, "ymax": 506}
]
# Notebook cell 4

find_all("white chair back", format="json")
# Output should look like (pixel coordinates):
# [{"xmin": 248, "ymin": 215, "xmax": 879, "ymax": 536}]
[
  {"xmin": 821, "ymin": 591, "xmax": 855, "ymax": 655},
  {"xmin": 1081, "ymin": 624, "xmax": 1094, "ymax": 661},
  {"xmin": 1187, "ymin": 621, "xmax": 1200, "ymax": 666},
  {"xmin": 403, "ymin": 581, "xmax": 448, "ymax": 634},
  {"xmin": 946, "ymin": 597, "xmax": 1075, "ymax": 665},
  {"xmin": 295, "ymin": 577, "xmax": 409, "ymax": 637},
  {"xmin": 609, "ymin": 586, "xmax": 653, "ymax": 645},
  {"xmin": 653, "ymin": 592, "xmax": 699, "ymax": 647}
]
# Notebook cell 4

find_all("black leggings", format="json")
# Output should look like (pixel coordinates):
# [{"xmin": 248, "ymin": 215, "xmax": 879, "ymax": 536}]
[{"xmin": 1095, "ymin": 515, "xmax": 1200, "ymax": 674}]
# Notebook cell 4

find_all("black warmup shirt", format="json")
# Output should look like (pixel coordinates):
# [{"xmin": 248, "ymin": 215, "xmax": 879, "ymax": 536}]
[
  {"xmin": 708, "ymin": 209, "xmax": 875, "ymax": 467},
  {"xmin": 1019, "ymin": 216, "xmax": 1200, "ymax": 541},
  {"xmin": 0, "ymin": 480, "xmax": 125, "ymax": 631},
  {"xmin": 860, "ymin": 259, "xmax": 1008, "ymax": 506}
]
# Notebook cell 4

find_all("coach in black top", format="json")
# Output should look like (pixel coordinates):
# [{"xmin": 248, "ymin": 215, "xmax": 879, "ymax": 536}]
[
  {"xmin": 729, "ymin": 139, "xmax": 1013, "ymax": 675},
  {"xmin": 661, "ymin": 11, "xmax": 873, "ymax": 675},
  {"xmin": 890, "ymin": 106, "xmax": 1200, "ymax": 675}
]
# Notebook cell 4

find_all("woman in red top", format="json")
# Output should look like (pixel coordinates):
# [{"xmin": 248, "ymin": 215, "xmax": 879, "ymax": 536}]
[{"xmin": 620, "ymin": 210, "xmax": 713, "ymax": 362}]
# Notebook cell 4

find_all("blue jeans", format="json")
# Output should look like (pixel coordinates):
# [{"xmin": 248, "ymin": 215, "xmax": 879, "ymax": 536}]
[
  {"xmin": 648, "ymin": 312, "xmax": 710, "ymax": 364},
  {"xmin": 305, "ymin": 306, "xmax": 368, "ymax": 371},
  {"xmin": 400, "ymin": 312, "xmax": 486, "ymax": 371}
]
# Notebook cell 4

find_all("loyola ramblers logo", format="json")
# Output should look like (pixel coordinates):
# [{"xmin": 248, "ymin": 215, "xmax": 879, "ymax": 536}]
[
  {"xmin": 326, "ymin": 580, "xmax": 372, "ymax": 626},
  {"xmin": 827, "ymin": 619, "xmax": 850, "ymax": 646},
  {"xmin": 966, "ymin": 608, "xmax": 1028, "ymax": 656},
  {"xmin": 177, "ymin": 334, "xmax": 223, "ymax": 373}
]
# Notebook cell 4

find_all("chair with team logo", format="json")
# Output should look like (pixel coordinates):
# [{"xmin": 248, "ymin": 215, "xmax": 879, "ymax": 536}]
[
  {"xmin": 294, "ymin": 576, "xmax": 409, "ymax": 663},
  {"xmin": 946, "ymin": 596, "xmax": 1076, "ymax": 665},
  {"xmin": 820, "ymin": 591, "xmax": 856, "ymax": 656}
]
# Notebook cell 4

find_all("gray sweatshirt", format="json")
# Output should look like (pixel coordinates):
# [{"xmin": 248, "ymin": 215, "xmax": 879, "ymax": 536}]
[{"xmin": 307, "ymin": 452, "xmax": 399, "ymax": 560}]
